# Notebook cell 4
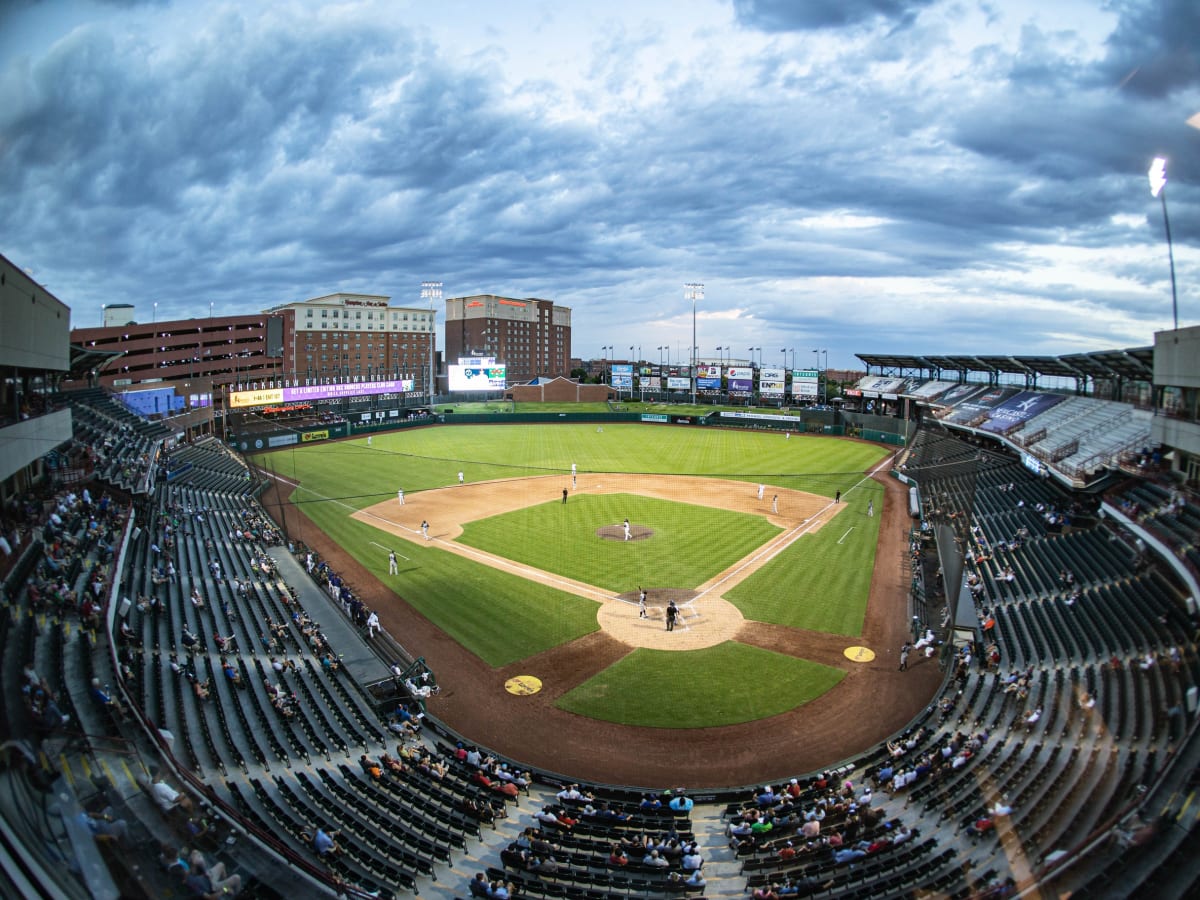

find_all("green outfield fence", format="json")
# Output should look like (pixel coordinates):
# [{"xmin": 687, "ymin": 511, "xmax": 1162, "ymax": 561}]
[{"xmin": 236, "ymin": 408, "xmax": 913, "ymax": 452}]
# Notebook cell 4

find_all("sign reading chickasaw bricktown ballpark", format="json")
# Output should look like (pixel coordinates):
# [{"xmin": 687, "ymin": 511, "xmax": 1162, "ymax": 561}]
[{"xmin": 229, "ymin": 378, "xmax": 416, "ymax": 409}]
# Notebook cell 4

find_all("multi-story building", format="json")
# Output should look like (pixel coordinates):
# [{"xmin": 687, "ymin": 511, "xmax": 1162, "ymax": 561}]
[
  {"xmin": 71, "ymin": 313, "xmax": 286, "ymax": 391},
  {"xmin": 1152, "ymin": 324, "xmax": 1200, "ymax": 486},
  {"xmin": 0, "ymin": 253, "xmax": 73, "ymax": 495},
  {"xmin": 70, "ymin": 292, "xmax": 439, "ymax": 401},
  {"xmin": 443, "ymin": 295, "xmax": 571, "ymax": 384},
  {"xmin": 264, "ymin": 293, "xmax": 437, "ymax": 390}
]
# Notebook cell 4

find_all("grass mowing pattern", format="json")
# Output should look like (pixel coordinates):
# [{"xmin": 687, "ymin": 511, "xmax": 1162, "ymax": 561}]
[
  {"xmin": 725, "ymin": 481, "xmax": 885, "ymax": 636},
  {"xmin": 260, "ymin": 424, "xmax": 888, "ymax": 510},
  {"xmin": 556, "ymin": 642, "xmax": 846, "ymax": 728},
  {"xmin": 256, "ymin": 424, "xmax": 889, "ymax": 690},
  {"xmin": 292, "ymin": 487, "xmax": 599, "ymax": 667},
  {"xmin": 458, "ymin": 493, "xmax": 781, "ymax": 593}
]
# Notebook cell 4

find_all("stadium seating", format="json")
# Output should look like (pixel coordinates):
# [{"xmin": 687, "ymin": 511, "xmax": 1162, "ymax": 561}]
[{"xmin": 4, "ymin": 406, "xmax": 1199, "ymax": 899}]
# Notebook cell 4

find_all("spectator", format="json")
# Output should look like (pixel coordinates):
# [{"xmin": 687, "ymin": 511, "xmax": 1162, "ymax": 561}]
[
  {"xmin": 90, "ymin": 678, "xmax": 128, "ymax": 719},
  {"xmin": 182, "ymin": 849, "xmax": 241, "ymax": 898},
  {"xmin": 141, "ymin": 775, "xmax": 194, "ymax": 815},
  {"xmin": 308, "ymin": 826, "xmax": 342, "ymax": 858},
  {"xmin": 78, "ymin": 807, "xmax": 128, "ymax": 844},
  {"xmin": 669, "ymin": 791, "xmax": 694, "ymax": 813}
]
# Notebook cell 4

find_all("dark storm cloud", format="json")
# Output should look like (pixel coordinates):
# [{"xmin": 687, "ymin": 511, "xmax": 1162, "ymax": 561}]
[
  {"xmin": 732, "ymin": 0, "xmax": 937, "ymax": 32},
  {"xmin": 1096, "ymin": 0, "xmax": 1200, "ymax": 98},
  {"xmin": 0, "ymin": 1, "xmax": 1191, "ymax": 358}
]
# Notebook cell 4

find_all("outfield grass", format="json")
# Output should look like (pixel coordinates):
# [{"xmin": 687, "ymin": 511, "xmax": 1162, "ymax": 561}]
[
  {"xmin": 290, "ymin": 489, "xmax": 600, "ymax": 667},
  {"xmin": 556, "ymin": 642, "xmax": 846, "ymax": 728},
  {"xmin": 257, "ymin": 423, "xmax": 889, "ymax": 692},
  {"xmin": 260, "ymin": 424, "xmax": 886, "ymax": 514},
  {"xmin": 458, "ymin": 494, "xmax": 781, "ymax": 593},
  {"xmin": 724, "ymin": 481, "xmax": 885, "ymax": 636}
]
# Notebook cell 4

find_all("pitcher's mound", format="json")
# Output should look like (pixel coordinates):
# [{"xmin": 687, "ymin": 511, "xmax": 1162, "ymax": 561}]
[{"xmin": 597, "ymin": 524, "xmax": 653, "ymax": 541}]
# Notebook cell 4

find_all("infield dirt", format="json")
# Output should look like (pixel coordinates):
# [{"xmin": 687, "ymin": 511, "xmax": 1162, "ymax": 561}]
[{"xmin": 266, "ymin": 466, "xmax": 942, "ymax": 787}]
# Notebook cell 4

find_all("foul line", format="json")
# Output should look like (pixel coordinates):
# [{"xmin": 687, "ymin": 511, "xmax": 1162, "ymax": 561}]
[
  {"xmin": 261, "ymin": 456, "xmax": 895, "ymax": 610},
  {"xmin": 281, "ymin": 472, "xmax": 620, "ymax": 602},
  {"xmin": 694, "ymin": 454, "xmax": 894, "ymax": 601},
  {"xmin": 370, "ymin": 540, "xmax": 410, "ymax": 562},
  {"xmin": 837, "ymin": 528, "xmax": 855, "ymax": 545}
]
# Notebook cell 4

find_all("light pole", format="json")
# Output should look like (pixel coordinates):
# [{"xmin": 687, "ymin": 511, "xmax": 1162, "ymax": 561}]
[
  {"xmin": 420, "ymin": 281, "xmax": 442, "ymax": 406},
  {"xmin": 748, "ymin": 347, "xmax": 761, "ymax": 368},
  {"xmin": 1148, "ymin": 157, "xmax": 1180, "ymax": 331},
  {"xmin": 601, "ymin": 345, "xmax": 611, "ymax": 384},
  {"xmin": 813, "ymin": 348, "xmax": 828, "ymax": 403},
  {"xmin": 153, "ymin": 301, "xmax": 158, "ymax": 324},
  {"xmin": 685, "ymin": 283, "xmax": 703, "ymax": 405}
]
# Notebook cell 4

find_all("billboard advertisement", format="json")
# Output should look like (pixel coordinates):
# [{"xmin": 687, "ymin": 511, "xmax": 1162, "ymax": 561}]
[
  {"xmin": 666, "ymin": 376, "xmax": 690, "ymax": 390},
  {"xmin": 229, "ymin": 378, "xmax": 415, "ymax": 409},
  {"xmin": 945, "ymin": 387, "xmax": 1018, "ymax": 424},
  {"xmin": 791, "ymin": 369, "xmax": 819, "ymax": 399},
  {"xmin": 448, "ymin": 364, "xmax": 507, "ymax": 391},
  {"xmin": 979, "ymin": 391, "xmax": 1065, "ymax": 434},
  {"xmin": 697, "ymin": 363, "xmax": 722, "ymax": 390},
  {"xmin": 727, "ymin": 366, "xmax": 754, "ymax": 393},
  {"xmin": 611, "ymin": 364, "xmax": 634, "ymax": 390},
  {"xmin": 759, "ymin": 367, "xmax": 786, "ymax": 396}
]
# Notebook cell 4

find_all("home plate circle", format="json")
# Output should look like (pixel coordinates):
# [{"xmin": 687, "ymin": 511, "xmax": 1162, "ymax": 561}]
[
  {"xmin": 843, "ymin": 646, "xmax": 876, "ymax": 663},
  {"xmin": 505, "ymin": 675, "xmax": 543, "ymax": 696}
]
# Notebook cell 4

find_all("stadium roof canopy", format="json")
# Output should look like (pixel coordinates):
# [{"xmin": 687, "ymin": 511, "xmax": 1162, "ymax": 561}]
[
  {"xmin": 1010, "ymin": 356, "xmax": 1081, "ymax": 379},
  {"xmin": 853, "ymin": 354, "xmax": 935, "ymax": 373},
  {"xmin": 67, "ymin": 343, "xmax": 123, "ymax": 381},
  {"xmin": 858, "ymin": 345, "xmax": 1156, "ymax": 386}
]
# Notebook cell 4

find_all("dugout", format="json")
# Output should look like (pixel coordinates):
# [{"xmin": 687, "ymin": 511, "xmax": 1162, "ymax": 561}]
[{"xmin": 935, "ymin": 523, "xmax": 979, "ymax": 666}]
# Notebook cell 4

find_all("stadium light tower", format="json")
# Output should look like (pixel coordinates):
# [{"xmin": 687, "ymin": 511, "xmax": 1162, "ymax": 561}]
[
  {"xmin": 685, "ymin": 283, "xmax": 703, "ymax": 404},
  {"xmin": 421, "ymin": 281, "xmax": 442, "ymax": 405},
  {"xmin": 1148, "ymin": 157, "xmax": 1180, "ymax": 331}
]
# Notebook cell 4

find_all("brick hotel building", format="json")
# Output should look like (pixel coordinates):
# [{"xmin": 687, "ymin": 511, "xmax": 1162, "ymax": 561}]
[{"xmin": 443, "ymin": 295, "xmax": 572, "ymax": 384}]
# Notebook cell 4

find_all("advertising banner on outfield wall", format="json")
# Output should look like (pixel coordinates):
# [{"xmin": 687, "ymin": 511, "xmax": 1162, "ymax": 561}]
[
  {"xmin": 727, "ymin": 366, "xmax": 754, "ymax": 393},
  {"xmin": 229, "ymin": 378, "xmax": 415, "ymax": 408},
  {"xmin": 791, "ymin": 369, "xmax": 819, "ymax": 399},
  {"xmin": 697, "ymin": 364, "xmax": 722, "ymax": 390},
  {"xmin": 759, "ymin": 367, "xmax": 786, "ymax": 396}
]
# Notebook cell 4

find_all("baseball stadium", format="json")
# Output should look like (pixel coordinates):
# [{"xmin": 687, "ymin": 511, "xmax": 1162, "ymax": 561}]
[{"xmin": 3, "ymin": 275, "xmax": 1200, "ymax": 900}]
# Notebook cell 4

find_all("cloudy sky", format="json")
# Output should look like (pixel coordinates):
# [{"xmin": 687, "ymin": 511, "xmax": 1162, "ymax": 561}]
[{"xmin": 1, "ymin": 0, "xmax": 1197, "ymax": 370}]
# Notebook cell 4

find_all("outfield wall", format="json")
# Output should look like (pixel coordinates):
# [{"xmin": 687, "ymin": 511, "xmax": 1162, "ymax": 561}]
[{"xmin": 237, "ymin": 409, "xmax": 914, "ymax": 455}]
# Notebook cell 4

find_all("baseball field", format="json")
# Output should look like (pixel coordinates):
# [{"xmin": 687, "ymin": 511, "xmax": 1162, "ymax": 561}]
[{"xmin": 256, "ymin": 421, "xmax": 941, "ymax": 786}]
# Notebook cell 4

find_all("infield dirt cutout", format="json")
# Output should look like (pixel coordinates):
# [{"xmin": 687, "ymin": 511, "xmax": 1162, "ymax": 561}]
[
  {"xmin": 354, "ymin": 473, "xmax": 844, "ymax": 651},
  {"xmin": 271, "ymin": 461, "xmax": 937, "ymax": 785}
]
